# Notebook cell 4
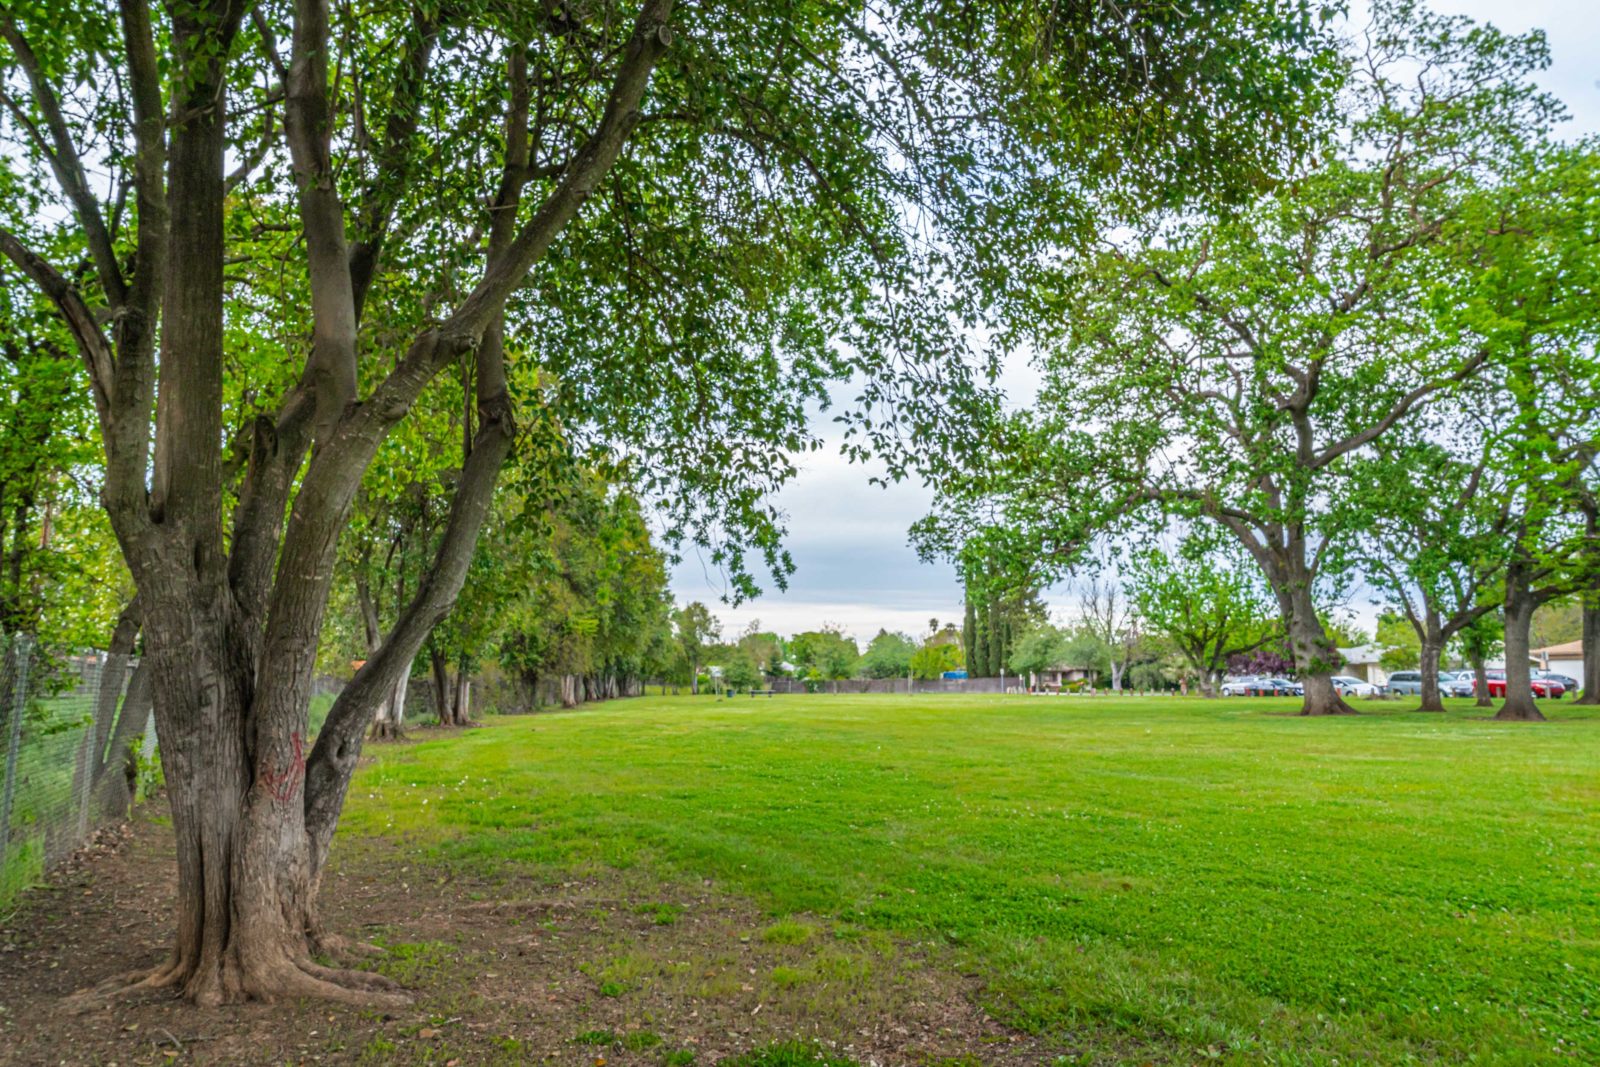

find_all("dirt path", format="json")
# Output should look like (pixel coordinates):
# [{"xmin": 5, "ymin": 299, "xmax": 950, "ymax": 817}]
[{"xmin": 0, "ymin": 807, "xmax": 1061, "ymax": 1066}]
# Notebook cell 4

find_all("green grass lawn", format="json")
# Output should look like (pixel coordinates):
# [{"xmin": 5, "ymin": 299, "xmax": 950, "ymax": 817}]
[{"xmin": 337, "ymin": 694, "xmax": 1600, "ymax": 1065}]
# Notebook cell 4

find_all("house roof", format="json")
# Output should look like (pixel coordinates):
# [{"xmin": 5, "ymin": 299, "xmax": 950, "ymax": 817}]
[
  {"xmin": 1532, "ymin": 639, "xmax": 1585, "ymax": 657},
  {"xmin": 1338, "ymin": 644, "xmax": 1385, "ymax": 665}
]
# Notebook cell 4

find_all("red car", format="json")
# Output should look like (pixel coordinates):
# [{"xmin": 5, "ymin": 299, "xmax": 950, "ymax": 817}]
[{"xmin": 1479, "ymin": 670, "xmax": 1564, "ymax": 699}]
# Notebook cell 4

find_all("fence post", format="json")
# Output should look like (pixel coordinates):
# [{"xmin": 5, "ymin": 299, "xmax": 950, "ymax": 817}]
[
  {"xmin": 76, "ymin": 656, "xmax": 101, "ymax": 840},
  {"xmin": 1, "ymin": 635, "xmax": 33, "ymax": 877}
]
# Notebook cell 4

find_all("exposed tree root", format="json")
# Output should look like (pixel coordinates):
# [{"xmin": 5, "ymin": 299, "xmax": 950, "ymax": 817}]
[
  {"xmin": 62, "ymin": 950, "xmax": 409, "ymax": 1011},
  {"xmin": 309, "ymin": 930, "xmax": 386, "ymax": 962},
  {"xmin": 62, "ymin": 958, "xmax": 189, "ymax": 1013},
  {"xmin": 1299, "ymin": 700, "xmax": 1359, "ymax": 716},
  {"xmin": 263, "ymin": 957, "xmax": 411, "ymax": 1007},
  {"xmin": 1493, "ymin": 700, "xmax": 1547, "ymax": 722}
]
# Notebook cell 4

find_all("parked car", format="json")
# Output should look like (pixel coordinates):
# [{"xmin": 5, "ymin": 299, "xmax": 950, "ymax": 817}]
[
  {"xmin": 1384, "ymin": 670, "xmax": 1426, "ymax": 696},
  {"xmin": 1479, "ymin": 670, "xmax": 1564, "ymax": 699},
  {"xmin": 1331, "ymin": 675, "xmax": 1378, "ymax": 698},
  {"xmin": 1249, "ymin": 677, "xmax": 1302, "ymax": 697},
  {"xmin": 1535, "ymin": 669, "xmax": 1578, "ymax": 694},
  {"xmin": 1445, "ymin": 672, "xmax": 1478, "ymax": 698},
  {"xmin": 1219, "ymin": 676, "xmax": 1261, "ymax": 697}
]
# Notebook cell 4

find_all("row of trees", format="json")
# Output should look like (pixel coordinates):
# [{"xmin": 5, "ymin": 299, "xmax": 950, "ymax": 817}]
[
  {"xmin": 677, "ymin": 617, "xmax": 969, "ymax": 690},
  {"xmin": 1011, "ymin": 534, "xmax": 1586, "ymax": 700},
  {"xmin": 917, "ymin": 4, "xmax": 1598, "ymax": 720}
]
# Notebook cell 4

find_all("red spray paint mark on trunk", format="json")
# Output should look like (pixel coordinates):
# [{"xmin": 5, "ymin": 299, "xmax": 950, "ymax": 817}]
[{"xmin": 259, "ymin": 731, "xmax": 305, "ymax": 803}]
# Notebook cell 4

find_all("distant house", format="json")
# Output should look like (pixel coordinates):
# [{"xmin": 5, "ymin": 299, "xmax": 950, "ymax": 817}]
[
  {"xmin": 1337, "ymin": 645, "xmax": 1390, "ymax": 687},
  {"xmin": 1532, "ymin": 639, "xmax": 1586, "ymax": 683},
  {"xmin": 1032, "ymin": 662, "xmax": 1093, "ymax": 691}
]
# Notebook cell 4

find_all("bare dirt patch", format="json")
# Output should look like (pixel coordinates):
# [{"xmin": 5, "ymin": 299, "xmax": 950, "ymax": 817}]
[{"xmin": 0, "ymin": 808, "xmax": 1058, "ymax": 1066}]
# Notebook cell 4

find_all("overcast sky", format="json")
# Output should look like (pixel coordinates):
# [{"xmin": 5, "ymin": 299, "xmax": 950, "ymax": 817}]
[{"xmin": 669, "ymin": 0, "xmax": 1600, "ymax": 646}]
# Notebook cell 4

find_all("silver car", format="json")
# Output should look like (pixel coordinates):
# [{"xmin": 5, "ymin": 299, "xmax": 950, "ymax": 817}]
[
  {"xmin": 1384, "ymin": 670, "xmax": 1425, "ymax": 696},
  {"xmin": 1331, "ymin": 675, "xmax": 1378, "ymax": 698},
  {"xmin": 1219, "ymin": 676, "xmax": 1260, "ymax": 696}
]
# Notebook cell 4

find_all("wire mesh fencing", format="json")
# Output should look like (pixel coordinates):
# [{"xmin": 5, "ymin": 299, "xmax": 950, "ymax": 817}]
[{"xmin": 0, "ymin": 634, "xmax": 157, "ymax": 910}]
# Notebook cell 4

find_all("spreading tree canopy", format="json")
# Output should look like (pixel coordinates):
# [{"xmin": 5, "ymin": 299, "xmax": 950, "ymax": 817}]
[{"xmin": 916, "ymin": 3, "xmax": 1561, "ymax": 715}]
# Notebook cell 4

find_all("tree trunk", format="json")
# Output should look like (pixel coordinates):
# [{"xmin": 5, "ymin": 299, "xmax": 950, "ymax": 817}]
[
  {"xmin": 1109, "ymin": 660, "xmax": 1125, "ymax": 692},
  {"xmin": 1416, "ymin": 628, "xmax": 1445, "ymax": 712},
  {"xmin": 135, "ymin": 588, "xmax": 384, "ymax": 1007},
  {"xmin": 1470, "ymin": 654, "xmax": 1493, "ymax": 708},
  {"xmin": 91, "ymin": 596, "xmax": 141, "ymax": 754},
  {"xmin": 452, "ymin": 670, "xmax": 470, "ymax": 723},
  {"xmin": 1495, "ymin": 564, "xmax": 1545, "ymax": 721},
  {"xmin": 89, "ymin": 659, "xmax": 154, "ymax": 820},
  {"xmin": 1577, "ymin": 593, "xmax": 1599, "ymax": 706},
  {"xmin": 368, "ymin": 659, "xmax": 411, "ymax": 740},
  {"xmin": 1286, "ymin": 584, "xmax": 1354, "ymax": 715},
  {"xmin": 73, "ymin": 596, "xmax": 153, "ymax": 820},
  {"xmin": 429, "ymin": 647, "xmax": 453, "ymax": 724}
]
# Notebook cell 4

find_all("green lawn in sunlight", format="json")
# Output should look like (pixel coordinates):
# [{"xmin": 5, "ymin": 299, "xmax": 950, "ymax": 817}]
[{"xmin": 337, "ymin": 693, "xmax": 1600, "ymax": 1065}]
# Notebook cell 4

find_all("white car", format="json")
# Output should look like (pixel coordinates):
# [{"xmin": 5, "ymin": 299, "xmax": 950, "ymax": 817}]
[
  {"xmin": 1219, "ymin": 676, "xmax": 1259, "ymax": 696},
  {"xmin": 1331, "ymin": 675, "xmax": 1378, "ymax": 698}
]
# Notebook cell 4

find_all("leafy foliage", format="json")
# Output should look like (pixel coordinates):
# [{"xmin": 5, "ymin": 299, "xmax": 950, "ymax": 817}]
[
  {"xmin": 1128, "ymin": 536, "xmax": 1279, "ymax": 691},
  {"xmin": 857, "ymin": 630, "xmax": 916, "ymax": 680}
]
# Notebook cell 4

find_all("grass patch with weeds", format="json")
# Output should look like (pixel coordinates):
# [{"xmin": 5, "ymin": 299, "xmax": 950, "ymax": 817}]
[
  {"xmin": 768, "ymin": 964, "xmax": 807, "ymax": 990},
  {"xmin": 759, "ymin": 919, "xmax": 815, "ymax": 945},
  {"xmin": 722, "ymin": 1040, "xmax": 861, "ymax": 1067},
  {"xmin": 636, "ymin": 901, "xmax": 684, "ymax": 925},
  {"xmin": 369, "ymin": 939, "xmax": 455, "ymax": 985},
  {"xmin": 622, "ymin": 1029, "xmax": 664, "ymax": 1051}
]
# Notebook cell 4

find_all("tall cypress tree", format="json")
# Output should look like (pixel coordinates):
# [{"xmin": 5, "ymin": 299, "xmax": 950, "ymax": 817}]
[
  {"xmin": 973, "ymin": 601, "xmax": 992, "ymax": 677},
  {"xmin": 962, "ymin": 600, "xmax": 977, "ymax": 673}
]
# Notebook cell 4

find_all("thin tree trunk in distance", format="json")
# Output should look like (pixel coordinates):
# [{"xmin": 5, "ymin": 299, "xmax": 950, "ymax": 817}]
[
  {"xmin": 452, "ymin": 669, "xmax": 469, "ymax": 724},
  {"xmin": 1471, "ymin": 655, "xmax": 1493, "ymax": 708}
]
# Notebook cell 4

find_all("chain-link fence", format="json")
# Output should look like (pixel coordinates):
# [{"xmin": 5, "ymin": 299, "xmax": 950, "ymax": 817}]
[{"xmin": 0, "ymin": 635, "xmax": 157, "ymax": 911}]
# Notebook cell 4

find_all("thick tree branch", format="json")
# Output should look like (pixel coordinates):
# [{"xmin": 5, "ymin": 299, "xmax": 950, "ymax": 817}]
[
  {"xmin": 0, "ymin": 229, "xmax": 115, "ymax": 423},
  {"xmin": 251, "ymin": 0, "xmax": 679, "ymax": 772},
  {"xmin": 302, "ymin": 416, "xmax": 514, "ymax": 866},
  {"xmin": 443, "ymin": 0, "xmax": 677, "ymax": 339},
  {"xmin": 101, "ymin": 0, "xmax": 167, "ymax": 544},
  {"xmin": 0, "ymin": 13, "xmax": 128, "ymax": 306},
  {"xmin": 287, "ymin": 0, "xmax": 360, "ymax": 441},
  {"xmin": 1313, "ymin": 349, "xmax": 1488, "ymax": 469},
  {"xmin": 475, "ymin": 45, "xmax": 532, "ymax": 417}
]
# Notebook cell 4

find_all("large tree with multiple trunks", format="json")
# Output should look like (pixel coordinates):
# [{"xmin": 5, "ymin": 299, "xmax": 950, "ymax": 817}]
[{"xmin": 0, "ymin": 0, "xmax": 1335, "ymax": 1004}]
